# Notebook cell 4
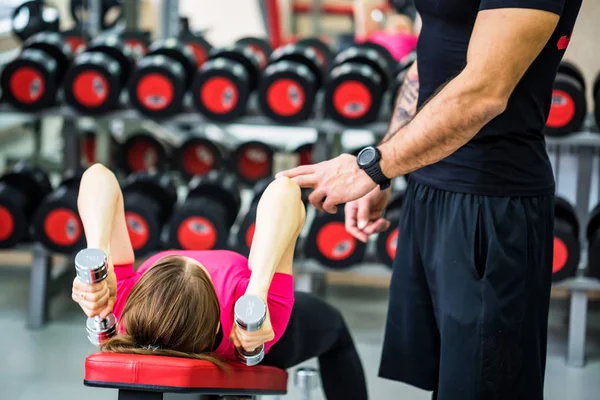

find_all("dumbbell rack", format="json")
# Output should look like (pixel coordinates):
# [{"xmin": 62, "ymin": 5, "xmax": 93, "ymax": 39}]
[{"xmin": 2, "ymin": 102, "xmax": 600, "ymax": 368}]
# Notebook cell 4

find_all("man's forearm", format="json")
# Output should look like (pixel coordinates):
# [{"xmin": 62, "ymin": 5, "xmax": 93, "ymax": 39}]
[
  {"xmin": 246, "ymin": 178, "xmax": 305, "ymax": 295},
  {"xmin": 382, "ymin": 62, "xmax": 419, "ymax": 143},
  {"xmin": 378, "ymin": 69, "xmax": 506, "ymax": 178}
]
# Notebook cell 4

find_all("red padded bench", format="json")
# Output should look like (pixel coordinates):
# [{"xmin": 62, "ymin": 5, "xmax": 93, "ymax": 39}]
[{"xmin": 84, "ymin": 352, "xmax": 288, "ymax": 399}]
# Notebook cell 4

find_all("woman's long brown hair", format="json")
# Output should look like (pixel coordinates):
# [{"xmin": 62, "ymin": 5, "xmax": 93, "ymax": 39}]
[{"xmin": 101, "ymin": 255, "xmax": 226, "ymax": 369}]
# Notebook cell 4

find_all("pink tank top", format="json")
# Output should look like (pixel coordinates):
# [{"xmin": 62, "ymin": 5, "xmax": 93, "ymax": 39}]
[
  {"xmin": 112, "ymin": 250, "xmax": 294, "ymax": 361},
  {"xmin": 358, "ymin": 32, "xmax": 418, "ymax": 61}
]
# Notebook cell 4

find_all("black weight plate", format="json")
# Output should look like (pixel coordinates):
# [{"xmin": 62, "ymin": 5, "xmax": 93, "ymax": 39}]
[
  {"xmin": 332, "ymin": 46, "xmax": 390, "ymax": 88},
  {"xmin": 325, "ymin": 63, "xmax": 383, "ymax": 126},
  {"xmin": 296, "ymin": 37, "xmax": 333, "ymax": 71},
  {"xmin": 11, "ymin": 1, "xmax": 60, "ymax": 42},
  {"xmin": 0, "ymin": 49, "xmax": 58, "ymax": 111},
  {"xmin": 588, "ymin": 229, "xmax": 600, "ymax": 280},
  {"xmin": 236, "ymin": 37, "xmax": 272, "ymax": 70},
  {"xmin": 544, "ymin": 75, "xmax": 587, "ymax": 136},
  {"xmin": 124, "ymin": 192, "xmax": 162, "ymax": 255},
  {"xmin": 236, "ymin": 202, "xmax": 258, "ymax": 256},
  {"xmin": 61, "ymin": 28, "xmax": 90, "ymax": 55},
  {"xmin": 0, "ymin": 164, "xmax": 52, "ymax": 210},
  {"xmin": 304, "ymin": 209, "xmax": 367, "ymax": 269},
  {"xmin": 269, "ymin": 44, "xmax": 324, "ymax": 86},
  {"xmin": 192, "ymin": 59, "xmax": 250, "ymax": 122},
  {"xmin": 555, "ymin": 196, "xmax": 579, "ymax": 235},
  {"xmin": 168, "ymin": 198, "xmax": 229, "ymax": 251},
  {"xmin": 552, "ymin": 219, "xmax": 580, "ymax": 283},
  {"xmin": 233, "ymin": 141, "xmax": 274, "ymax": 185},
  {"xmin": 120, "ymin": 31, "xmax": 151, "ymax": 59},
  {"xmin": 88, "ymin": 36, "xmax": 135, "ymax": 82},
  {"xmin": 355, "ymin": 41, "xmax": 396, "ymax": 78},
  {"xmin": 123, "ymin": 173, "xmax": 177, "ymax": 225},
  {"xmin": 23, "ymin": 32, "xmax": 73, "ymax": 79},
  {"xmin": 148, "ymin": 39, "xmax": 197, "ymax": 85},
  {"xmin": 586, "ymin": 203, "xmax": 600, "ymax": 242},
  {"xmin": 208, "ymin": 45, "xmax": 261, "ymax": 90},
  {"xmin": 188, "ymin": 171, "xmax": 241, "ymax": 227},
  {"xmin": 558, "ymin": 61, "xmax": 586, "ymax": 93},
  {"xmin": 175, "ymin": 138, "xmax": 227, "ymax": 178},
  {"xmin": 0, "ymin": 185, "xmax": 28, "ymax": 248},
  {"xmin": 128, "ymin": 56, "xmax": 186, "ymax": 118},
  {"xmin": 181, "ymin": 34, "xmax": 213, "ymax": 68},
  {"xmin": 63, "ymin": 53, "xmax": 122, "ymax": 115},
  {"xmin": 259, "ymin": 61, "xmax": 317, "ymax": 123},
  {"xmin": 117, "ymin": 134, "xmax": 168, "ymax": 173}
]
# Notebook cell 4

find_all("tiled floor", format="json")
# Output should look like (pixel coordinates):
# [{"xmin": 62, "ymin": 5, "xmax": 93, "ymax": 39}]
[{"xmin": 1, "ymin": 266, "xmax": 600, "ymax": 400}]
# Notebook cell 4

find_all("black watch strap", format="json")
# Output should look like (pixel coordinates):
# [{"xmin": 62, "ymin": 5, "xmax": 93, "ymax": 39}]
[{"xmin": 364, "ymin": 163, "xmax": 391, "ymax": 190}]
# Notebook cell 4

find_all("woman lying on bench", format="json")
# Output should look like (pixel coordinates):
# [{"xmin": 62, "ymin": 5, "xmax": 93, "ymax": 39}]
[{"xmin": 71, "ymin": 164, "xmax": 368, "ymax": 400}]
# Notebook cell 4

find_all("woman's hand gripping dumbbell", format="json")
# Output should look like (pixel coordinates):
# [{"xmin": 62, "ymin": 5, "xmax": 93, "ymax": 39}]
[
  {"xmin": 230, "ymin": 294, "xmax": 272, "ymax": 366},
  {"xmin": 72, "ymin": 248, "xmax": 118, "ymax": 345}
]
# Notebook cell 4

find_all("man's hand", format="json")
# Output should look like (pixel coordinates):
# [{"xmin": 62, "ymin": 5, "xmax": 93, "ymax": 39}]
[
  {"xmin": 276, "ymin": 154, "xmax": 377, "ymax": 213},
  {"xmin": 230, "ymin": 309, "xmax": 275, "ymax": 353},
  {"xmin": 72, "ymin": 259, "xmax": 116, "ymax": 319},
  {"xmin": 345, "ymin": 187, "xmax": 392, "ymax": 243}
]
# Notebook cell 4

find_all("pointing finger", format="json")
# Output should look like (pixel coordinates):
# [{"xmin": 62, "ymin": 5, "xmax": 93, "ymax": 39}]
[{"xmin": 275, "ymin": 165, "xmax": 316, "ymax": 179}]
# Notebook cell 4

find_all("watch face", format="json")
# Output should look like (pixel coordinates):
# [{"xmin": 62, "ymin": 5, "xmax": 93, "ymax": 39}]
[{"xmin": 357, "ymin": 147, "xmax": 376, "ymax": 166}]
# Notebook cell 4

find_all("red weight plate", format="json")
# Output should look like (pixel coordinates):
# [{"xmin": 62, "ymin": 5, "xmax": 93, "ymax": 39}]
[
  {"xmin": 316, "ymin": 221, "xmax": 357, "ymax": 261},
  {"xmin": 386, "ymin": 228, "xmax": 399, "ymax": 260},
  {"xmin": 65, "ymin": 36, "xmax": 86, "ymax": 54},
  {"xmin": 546, "ymin": 89, "xmax": 576, "ymax": 129},
  {"xmin": 200, "ymin": 77, "xmax": 239, "ymax": 114},
  {"xmin": 245, "ymin": 222, "xmax": 256, "ymax": 249},
  {"xmin": 553, "ymin": 236, "xmax": 568, "ymax": 273},
  {"xmin": 136, "ymin": 73, "xmax": 174, "ymax": 111},
  {"xmin": 238, "ymin": 145, "xmax": 270, "ymax": 180},
  {"xmin": 182, "ymin": 143, "xmax": 216, "ymax": 176},
  {"xmin": 266, "ymin": 78, "xmax": 306, "ymax": 117},
  {"xmin": 125, "ymin": 211, "xmax": 150, "ymax": 250},
  {"xmin": 186, "ymin": 43, "xmax": 208, "ymax": 68},
  {"xmin": 72, "ymin": 70, "xmax": 110, "ymax": 108},
  {"xmin": 0, "ymin": 206, "xmax": 14, "ymax": 241},
  {"xmin": 332, "ymin": 81, "xmax": 372, "ymax": 119},
  {"xmin": 43, "ymin": 208, "xmax": 82, "ymax": 246},
  {"xmin": 9, "ymin": 67, "xmax": 45, "ymax": 104},
  {"xmin": 177, "ymin": 216, "xmax": 217, "ymax": 250},
  {"xmin": 126, "ymin": 140, "xmax": 160, "ymax": 172}
]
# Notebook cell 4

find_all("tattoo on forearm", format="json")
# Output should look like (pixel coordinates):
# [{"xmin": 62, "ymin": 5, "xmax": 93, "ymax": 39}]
[{"xmin": 383, "ymin": 73, "xmax": 420, "ymax": 143}]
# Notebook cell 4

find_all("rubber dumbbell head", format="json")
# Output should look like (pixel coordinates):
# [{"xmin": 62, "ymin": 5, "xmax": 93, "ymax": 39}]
[
  {"xmin": 71, "ymin": 0, "xmax": 122, "ymax": 31},
  {"xmin": 325, "ymin": 46, "xmax": 390, "ymax": 126},
  {"xmin": 305, "ymin": 208, "xmax": 367, "ymax": 269},
  {"xmin": 0, "ymin": 163, "xmax": 52, "ymax": 248},
  {"xmin": 544, "ymin": 62, "xmax": 587, "ymax": 137},
  {"xmin": 236, "ymin": 37, "xmax": 273, "ymax": 70},
  {"xmin": 192, "ymin": 45, "xmax": 261, "ymax": 121},
  {"xmin": 74, "ymin": 248, "xmax": 118, "ymax": 346},
  {"xmin": 355, "ymin": 41, "xmax": 396, "ymax": 77},
  {"xmin": 593, "ymin": 72, "xmax": 600, "ymax": 132},
  {"xmin": 63, "ymin": 36, "xmax": 135, "ymax": 115},
  {"xmin": 129, "ymin": 39, "xmax": 196, "ymax": 118},
  {"xmin": 234, "ymin": 294, "xmax": 267, "ymax": 366},
  {"xmin": 120, "ymin": 31, "xmax": 151, "ymax": 59},
  {"xmin": 61, "ymin": 28, "xmax": 90, "ymax": 55},
  {"xmin": 295, "ymin": 143, "xmax": 314, "ymax": 166},
  {"xmin": 181, "ymin": 33, "xmax": 213, "ymax": 68},
  {"xmin": 168, "ymin": 171, "xmax": 241, "ymax": 250},
  {"xmin": 236, "ymin": 178, "xmax": 272, "ymax": 255},
  {"xmin": 123, "ymin": 173, "xmax": 177, "ymax": 255},
  {"xmin": 375, "ymin": 192, "xmax": 404, "ymax": 267},
  {"xmin": 586, "ymin": 203, "xmax": 600, "ymax": 280},
  {"xmin": 116, "ymin": 133, "xmax": 170, "ymax": 174},
  {"xmin": 174, "ymin": 137, "xmax": 228, "ymax": 179},
  {"xmin": 296, "ymin": 37, "xmax": 333, "ymax": 70},
  {"xmin": 258, "ymin": 44, "xmax": 326, "ymax": 123},
  {"xmin": 233, "ymin": 141, "xmax": 274, "ymax": 185},
  {"xmin": 11, "ymin": 1, "xmax": 60, "ymax": 42},
  {"xmin": 32, "ymin": 170, "xmax": 85, "ymax": 254},
  {"xmin": 553, "ymin": 197, "xmax": 580, "ymax": 282},
  {"xmin": 1, "ymin": 32, "xmax": 72, "ymax": 111}
]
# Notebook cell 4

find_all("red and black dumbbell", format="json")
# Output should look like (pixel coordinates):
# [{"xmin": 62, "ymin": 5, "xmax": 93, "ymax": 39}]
[
  {"xmin": 586, "ymin": 203, "xmax": 600, "ymax": 280},
  {"xmin": 235, "ymin": 37, "xmax": 273, "ymax": 71},
  {"xmin": 11, "ymin": 1, "xmax": 60, "ymax": 42},
  {"xmin": 168, "ymin": 171, "xmax": 241, "ymax": 251},
  {"xmin": 544, "ymin": 62, "xmax": 587, "ymax": 137},
  {"xmin": 0, "ymin": 163, "xmax": 52, "ymax": 248},
  {"xmin": 295, "ymin": 143, "xmax": 314, "ymax": 166},
  {"xmin": 191, "ymin": 44, "xmax": 261, "ymax": 121},
  {"xmin": 120, "ymin": 31, "xmax": 151, "ymax": 59},
  {"xmin": 553, "ymin": 197, "xmax": 580, "ymax": 282},
  {"xmin": 236, "ymin": 179, "xmax": 272, "ymax": 255},
  {"xmin": 61, "ymin": 27, "xmax": 90, "ymax": 55},
  {"xmin": 232, "ymin": 141, "xmax": 274, "ymax": 185},
  {"xmin": 173, "ymin": 137, "xmax": 228, "ymax": 179},
  {"xmin": 123, "ymin": 173, "xmax": 177, "ymax": 255},
  {"xmin": 32, "ymin": 170, "xmax": 86, "ymax": 254},
  {"xmin": 1, "ymin": 32, "xmax": 72, "ymax": 111},
  {"xmin": 325, "ymin": 45, "xmax": 392, "ymax": 126},
  {"xmin": 128, "ymin": 39, "xmax": 196, "ymax": 118},
  {"xmin": 375, "ymin": 192, "xmax": 404, "ymax": 267},
  {"xmin": 258, "ymin": 42, "xmax": 329, "ymax": 123},
  {"xmin": 304, "ymin": 208, "xmax": 367, "ymax": 269},
  {"xmin": 116, "ymin": 132, "xmax": 171, "ymax": 174},
  {"xmin": 63, "ymin": 36, "xmax": 135, "ymax": 115},
  {"xmin": 296, "ymin": 37, "xmax": 334, "ymax": 70}
]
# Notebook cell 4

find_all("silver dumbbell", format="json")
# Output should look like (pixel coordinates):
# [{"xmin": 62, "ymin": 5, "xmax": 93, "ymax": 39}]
[
  {"xmin": 74, "ymin": 248, "xmax": 117, "ymax": 346},
  {"xmin": 234, "ymin": 294, "xmax": 267, "ymax": 366},
  {"xmin": 295, "ymin": 367, "xmax": 319, "ymax": 400}
]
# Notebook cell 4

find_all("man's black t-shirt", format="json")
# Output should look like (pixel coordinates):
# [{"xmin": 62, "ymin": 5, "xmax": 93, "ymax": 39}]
[{"xmin": 410, "ymin": 0, "xmax": 582, "ymax": 196}]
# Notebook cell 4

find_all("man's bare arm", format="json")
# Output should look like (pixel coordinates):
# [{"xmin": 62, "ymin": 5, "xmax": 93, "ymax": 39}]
[
  {"xmin": 377, "ymin": 8, "xmax": 560, "ymax": 178},
  {"xmin": 382, "ymin": 62, "xmax": 419, "ymax": 143}
]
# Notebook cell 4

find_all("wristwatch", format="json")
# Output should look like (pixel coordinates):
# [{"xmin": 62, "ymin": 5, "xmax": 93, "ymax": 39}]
[{"xmin": 356, "ymin": 146, "xmax": 391, "ymax": 190}]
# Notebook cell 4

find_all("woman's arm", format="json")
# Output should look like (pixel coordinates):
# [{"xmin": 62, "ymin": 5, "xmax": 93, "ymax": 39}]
[{"xmin": 245, "ymin": 177, "xmax": 306, "ymax": 297}]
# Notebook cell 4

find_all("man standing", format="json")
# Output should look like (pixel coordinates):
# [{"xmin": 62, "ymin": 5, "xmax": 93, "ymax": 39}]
[{"xmin": 277, "ymin": 0, "xmax": 582, "ymax": 399}]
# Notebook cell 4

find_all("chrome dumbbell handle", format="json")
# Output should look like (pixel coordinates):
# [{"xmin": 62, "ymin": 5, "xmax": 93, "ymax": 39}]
[
  {"xmin": 295, "ymin": 367, "xmax": 319, "ymax": 400},
  {"xmin": 234, "ymin": 295, "xmax": 267, "ymax": 366}
]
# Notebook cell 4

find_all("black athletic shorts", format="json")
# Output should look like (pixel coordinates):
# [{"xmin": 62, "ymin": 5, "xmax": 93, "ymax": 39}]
[{"xmin": 379, "ymin": 179, "xmax": 555, "ymax": 400}]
